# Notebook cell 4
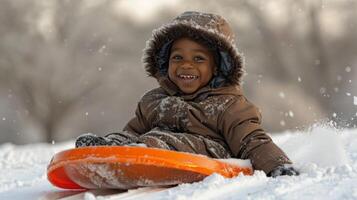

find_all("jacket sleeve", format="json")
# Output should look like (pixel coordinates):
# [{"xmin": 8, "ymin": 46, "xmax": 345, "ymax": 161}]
[
  {"xmin": 123, "ymin": 102, "xmax": 150, "ymax": 135},
  {"xmin": 219, "ymin": 96, "xmax": 292, "ymax": 174}
]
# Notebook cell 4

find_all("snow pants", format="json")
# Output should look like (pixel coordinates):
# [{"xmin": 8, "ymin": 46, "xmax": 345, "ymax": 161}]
[{"xmin": 75, "ymin": 128, "xmax": 232, "ymax": 159}]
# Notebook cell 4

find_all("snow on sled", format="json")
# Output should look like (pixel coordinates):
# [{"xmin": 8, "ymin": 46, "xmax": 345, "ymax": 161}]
[{"xmin": 47, "ymin": 146, "xmax": 253, "ymax": 190}]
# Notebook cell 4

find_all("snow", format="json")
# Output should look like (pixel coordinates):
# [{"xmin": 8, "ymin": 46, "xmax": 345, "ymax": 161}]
[
  {"xmin": 217, "ymin": 158, "xmax": 252, "ymax": 168},
  {"xmin": 1, "ymin": 126, "xmax": 357, "ymax": 199}
]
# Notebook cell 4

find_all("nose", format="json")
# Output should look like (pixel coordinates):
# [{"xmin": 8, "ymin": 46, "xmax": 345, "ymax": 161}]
[{"xmin": 180, "ymin": 60, "xmax": 194, "ymax": 69}]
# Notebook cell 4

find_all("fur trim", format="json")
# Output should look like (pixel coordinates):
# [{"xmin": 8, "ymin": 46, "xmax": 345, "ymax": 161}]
[{"xmin": 143, "ymin": 12, "xmax": 245, "ymax": 86}]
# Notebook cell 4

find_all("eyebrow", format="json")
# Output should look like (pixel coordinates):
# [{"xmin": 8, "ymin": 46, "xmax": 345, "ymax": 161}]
[{"xmin": 170, "ymin": 48, "xmax": 209, "ymax": 54}]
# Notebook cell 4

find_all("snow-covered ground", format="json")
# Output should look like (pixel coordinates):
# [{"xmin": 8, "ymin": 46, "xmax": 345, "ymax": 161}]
[{"xmin": 1, "ymin": 126, "xmax": 357, "ymax": 200}]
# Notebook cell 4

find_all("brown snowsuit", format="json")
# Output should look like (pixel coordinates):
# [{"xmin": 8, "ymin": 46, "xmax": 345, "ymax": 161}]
[{"xmin": 122, "ymin": 11, "xmax": 292, "ymax": 174}]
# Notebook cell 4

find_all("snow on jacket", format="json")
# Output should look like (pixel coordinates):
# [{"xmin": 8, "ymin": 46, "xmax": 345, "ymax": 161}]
[{"xmin": 124, "ymin": 11, "xmax": 292, "ymax": 174}]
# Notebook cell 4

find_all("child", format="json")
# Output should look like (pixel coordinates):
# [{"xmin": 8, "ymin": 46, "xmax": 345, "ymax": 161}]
[{"xmin": 76, "ymin": 11, "xmax": 299, "ymax": 177}]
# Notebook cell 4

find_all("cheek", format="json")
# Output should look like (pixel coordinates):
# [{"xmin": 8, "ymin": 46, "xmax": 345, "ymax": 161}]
[
  {"xmin": 168, "ymin": 64, "xmax": 176, "ymax": 77},
  {"xmin": 202, "ymin": 66, "xmax": 214, "ymax": 81}
]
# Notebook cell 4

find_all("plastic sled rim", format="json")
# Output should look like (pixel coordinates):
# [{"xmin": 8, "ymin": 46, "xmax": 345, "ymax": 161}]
[{"xmin": 47, "ymin": 146, "xmax": 253, "ymax": 189}]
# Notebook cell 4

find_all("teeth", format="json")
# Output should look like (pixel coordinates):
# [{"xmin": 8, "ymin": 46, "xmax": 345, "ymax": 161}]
[{"xmin": 179, "ymin": 74, "xmax": 198, "ymax": 79}]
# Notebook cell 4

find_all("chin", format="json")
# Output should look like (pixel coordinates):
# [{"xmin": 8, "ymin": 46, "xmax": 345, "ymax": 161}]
[{"xmin": 180, "ymin": 88, "xmax": 198, "ymax": 94}]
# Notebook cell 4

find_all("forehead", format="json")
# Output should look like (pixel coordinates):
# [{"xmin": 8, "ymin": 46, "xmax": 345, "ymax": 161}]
[{"xmin": 171, "ymin": 37, "xmax": 210, "ymax": 53}]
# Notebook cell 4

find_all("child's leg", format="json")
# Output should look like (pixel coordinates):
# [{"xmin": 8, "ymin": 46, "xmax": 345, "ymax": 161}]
[
  {"xmin": 75, "ymin": 128, "xmax": 232, "ymax": 159},
  {"xmin": 75, "ymin": 131, "xmax": 139, "ymax": 147},
  {"xmin": 105, "ymin": 131, "xmax": 139, "ymax": 145},
  {"xmin": 139, "ymin": 128, "xmax": 232, "ymax": 159}
]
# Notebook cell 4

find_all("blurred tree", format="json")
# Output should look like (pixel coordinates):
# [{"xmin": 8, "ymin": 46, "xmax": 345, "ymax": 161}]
[
  {"xmin": 0, "ymin": 0, "xmax": 138, "ymax": 142},
  {"xmin": 0, "ymin": 0, "xmax": 356, "ymax": 144}
]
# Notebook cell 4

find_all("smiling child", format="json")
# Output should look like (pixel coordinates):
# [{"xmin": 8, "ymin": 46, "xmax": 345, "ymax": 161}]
[{"xmin": 75, "ymin": 11, "xmax": 299, "ymax": 177}]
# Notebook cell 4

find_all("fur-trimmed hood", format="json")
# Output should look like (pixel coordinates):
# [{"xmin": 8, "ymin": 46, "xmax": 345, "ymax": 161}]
[{"xmin": 143, "ymin": 11, "xmax": 245, "ymax": 89}]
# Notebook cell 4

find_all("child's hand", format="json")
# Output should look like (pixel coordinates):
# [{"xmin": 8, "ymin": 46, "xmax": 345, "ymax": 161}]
[
  {"xmin": 267, "ymin": 164, "xmax": 299, "ymax": 177},
  {"xmin": 75, "ymin": 133, "xmax": 108, "ymax": 147}
]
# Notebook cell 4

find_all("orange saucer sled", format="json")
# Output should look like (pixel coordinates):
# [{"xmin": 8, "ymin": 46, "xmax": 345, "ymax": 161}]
[{"xmin": 47, "ymin": 146, "xmax": 253, "ymax": 190}]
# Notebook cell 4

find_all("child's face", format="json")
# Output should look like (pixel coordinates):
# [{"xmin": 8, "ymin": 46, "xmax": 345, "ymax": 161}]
[{"xmin": 168, "ymin": 38, "xmax": 215, "ymax": 94}]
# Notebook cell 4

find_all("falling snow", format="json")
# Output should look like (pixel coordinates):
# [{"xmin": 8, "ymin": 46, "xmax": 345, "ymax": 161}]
[
  {"xmin": 98, "ymin": 45, "xmax": 106, "ymax": 53},
  {"xmin": 279, "ymin": 92, "xmax": 285, "ymax": 99},
  {"xmin": 288, "ymin": 111, "xmax": 294, "ymax": 118},
  {"xmin": 345, "ymin": 66, "xmax": 351, "ymax": 72},
  {"xmin": 280, "ymin": 120, "xmax": 286, "ymax": 126},
  {"xmin": 320, "ymin": 87, "xmax": 326, "ymax": 94}
]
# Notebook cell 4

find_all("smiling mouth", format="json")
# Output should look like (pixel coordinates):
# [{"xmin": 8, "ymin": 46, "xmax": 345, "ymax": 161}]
[{"xmin": 177, "ymin": 74, "xmax": 199, "ymax": 80}]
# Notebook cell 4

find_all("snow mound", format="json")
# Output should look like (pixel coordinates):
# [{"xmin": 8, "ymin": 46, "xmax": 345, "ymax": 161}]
[{"xmin": 1, "ymin": 126, "xmax": 357, "ymax": 199}]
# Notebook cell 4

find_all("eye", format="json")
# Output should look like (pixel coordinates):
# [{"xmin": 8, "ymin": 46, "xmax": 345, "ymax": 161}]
[
  {"xmin": 194, "ymin": 56, "xmax": 205, "ymax": 62},
  {"xmin": 170, "ymin": 55, "xmax": 183, "ymax": 61}
]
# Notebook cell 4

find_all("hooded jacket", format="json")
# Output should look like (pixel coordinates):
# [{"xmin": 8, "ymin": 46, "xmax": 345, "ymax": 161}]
[{"xmin": 123, "ymin": 11, "xmax": 292, "ymax": 174}]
